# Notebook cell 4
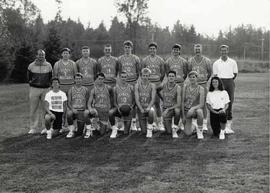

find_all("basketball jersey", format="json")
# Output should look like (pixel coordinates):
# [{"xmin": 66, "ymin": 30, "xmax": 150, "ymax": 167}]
[
  {"xmin": 118, "ymin": 54, "xmax": 139, "ymax": 83},
  {"xmin": 183, "ymin": 85, "xmax": 201, "ymax": 111},
  {"xmin": 76, "ymin": 57, "xmax": 97, "ymax": 85},
  {"xmin": 162, "ymin": 83, "xmax": 178, "ymax": 109},
  {"xmin": 166, "ymin": 56, "xmax": 187, "ymax": 83},
  {"xmin": 138, "ymin": 82, "xmax": 152, "ymax": 109},
  {"xmin": 69, "ymin": 86, "xmax": 89, "ymax": 110},
  {"xmin": 142, "ymin": 55, "xmax": 164, "ymax": 83},
  {"xmin": 116, "ymin": 84, "xmax": 133, "ymax": 106},
  {"xmin": 93, "ymin": 85, "xmax": 111, "ymax": 110},
  {"xmin": 98, "ymin": 56, "xmax": 118, "ymax": 84},
  {"xmin": 189, "ymin": 56, "xmax": 211, "ymax": 84},
  {"xmin": 56, "ymin": 60, "xmax": 76, "ymax": 85}
]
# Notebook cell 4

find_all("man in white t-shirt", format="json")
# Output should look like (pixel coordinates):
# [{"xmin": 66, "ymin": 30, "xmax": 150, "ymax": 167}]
[
  {"xmin": 213, "ymin": 45, "xmax": 238, "ymax": 134},
  {"xmin": 43, "ymin": 77, "xmax": 67, "ymax": 139}
]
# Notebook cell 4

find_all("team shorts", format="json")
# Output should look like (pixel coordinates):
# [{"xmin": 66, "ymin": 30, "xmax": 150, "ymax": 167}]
[{"xmin": 46, "ymin": 110, "xmax": 63, "ymax": 130}]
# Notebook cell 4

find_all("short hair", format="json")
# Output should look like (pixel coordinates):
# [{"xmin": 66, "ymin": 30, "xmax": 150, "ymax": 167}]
[
  {"xmin": 104, "ymin": 44, "xmax": 112, "ymax": 48},
  {"xmin": 219, "ymin": 44, "xmax": 229, "ymax": 50},
  {"xmin": 167, "ymin": 70, "xmax": 176, "ymax": 76},
  {"xmin": 172, "ymin": 44, "xmax": 182, "ymax": 50},
  {"xmin": 74, "ymin": 72, "xmax": 83, "ymax": 79},
  {"xmin": 51, "ymin": 77, "xmax": 59, "ymax": 83},
  {"xmin": 188, "ymin": 71, "xmax": 198, "ymax": 77},
  {"xmin": 81, "ymin": 46, "xmax": 90, "ymax": 50},
  {"xmin": 61, "ymin": 47, "xmax": 71, "ymax": 53},
  {"xmin": 209, "ymin": 76, "xmax": 224, "ymax": 91},
  {"xmin": 194, "ymin": 44, "xmax": 202, "ymax": 48},
  {"xmin": 123, "ymin": 40, "xmax": 133, "ymax": 47},
  {"xmin": 148, "ymin": 42, "xmax": 158, "ymax": 48},
  {"xmin": 97, "ymin": 72, "xmax": 105, "ymax": 78},
  {"xmin": 141, "ymin": 68, "xmax": 151, "ymax": 75},
  {"xmin": 37, "ymin": 49, "xmax": 45, "ymax": 55}
]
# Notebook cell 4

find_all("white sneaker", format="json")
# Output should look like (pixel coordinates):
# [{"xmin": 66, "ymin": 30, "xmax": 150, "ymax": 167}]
[
  {"xmin": 110, "ymin": 125, "xmax": 118, "ymax": 138},
  {"xmin": 28, "ymin": 129, "xmax": 37, "ymax": 134},
  {"xmin": 196, "ymin": 127, "xmax": 204, "ymax": 139},
  {"xmin": 46, "ymin": 128, "xmax": 53, "ymax": 139},
  {"xmin": 152, "ymin": 122, "xmax": 158, "ymax": 131},
  {"xmin": 191, "ymin": 118, "xmax": 198, "ymax": 131},
  {"xmin": 146, "ymin": 128, "xmax": 153, "ymax": 138},
  {"xmin": 203, "ymin": 119, "xmax": 208, "ymax": 131},
  {"xmin": 66, "ymin": 126, "xmax": 75, "ymax": 138},
  {"xmin": 84, "ymin": 125, "xmax": 93, "ymax": 139},
  {"xmin": 131, "ymin": 119, "xmax": 137, "ymax": 131},
  {"xmin": 179, "ymin": 122, "xmax": 184, "ymax": 131},
  {"xmin": 172, "ymin": 124, "xmax": 179, "ymax": 138},
  {"xmin": 219, "ymin": 130, "xmax": 225, "ymax": 140},
  {"xmin": 158, "ymin": 122, "xmax": 165, "ymax": 131},
  {"xmin": 225, "ymin": 120, "xmax": 234, "ymax": 134},
  {"xmin": 41, "ymin": 128, "xmax": 47, "ymax": 135},
  {"xmin": 59, "ymin": 126, "xmax": 69, "ymax": 133}
]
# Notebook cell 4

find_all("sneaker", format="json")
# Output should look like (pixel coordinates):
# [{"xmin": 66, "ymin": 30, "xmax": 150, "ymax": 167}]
[
  {"xmin": 179, "ymin": 122, "xmax": 185, "ymax": 131},
  {"xmin": 59, "ymin": 126, "xmax": 69, "ymax": 133},
  {"xmin": 28, "ymin": 129, "xmax": 37, "ymax": 134},
  {"xmin": 40, "ymin": 128, "xmax": 47, "ymax": 135},
  {"xmin": 203, "ymin": 120, "xmax": 208, "ymax": 131},
  {"xmin": 172, "ymin": 124, "xmax": 179, "ymax": 138},
  {"xmin": 46, "ymin": 128, "xmax": 53, "ymax": 139},
  {"xmin": 225, "ymin": 120, "xmax": 234, "ymax": 134},
  {"xmin": 146, "ymin": 128, "xmax": 153, "ymax": 138},
  {"xmin": 131, "ymin": 119, "xmax": 137, "ymax": 131},
  {"xmin": 66, "ymin": 126, "xmax": 75, "ymax": 138},
  {"xmin": 219, "ymin": 130, "xmax": 225, "ymax": 140},
  {"xmin": 196, "ymin": 127, "xmax": 204, "ymax": 139},
  {"xmin": 84, "ymin": 125, "xmax": 93, "ymax": 139},
  {"xmin": 152, "ymin": 122, "xmax": 158, "ymax": 131},
  {"xmin": 158, "ymin": 122, "xmax": 165, "ymax": 131},
  {"xmin": 191, "ymin": 118, "xmax": 198, "ymax": 131},
  {"xmin": 110, "ymin": 125, "xmax": 118, "ymax": 138}
]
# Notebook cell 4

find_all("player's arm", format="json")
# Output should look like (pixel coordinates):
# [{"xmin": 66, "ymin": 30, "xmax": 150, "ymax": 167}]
[
  {"xmin": 156, "ymin": 84, "xmax": 163, "ymax": 101},
  {"xmin": 181, "ymin": 85, "xmax": 186, "ymax": 120},
  {"xmin": 115, "ymin": 58, "xmax": 119, "ymax": 77},
  {"xmin": 43, "ymin": 97, "xmax": 52, "ymax": 115},
  {"xmin": 94, "ymin": 59, "xmax": 99, "ymax": 80},
  {"xmin": 135, "ymin": 56, "xmax": 141, "ymax": 80},
  {"xmin": 212, "ymin": 61, "xmax": 218, "ymax": 76},
  {"xmin": 183, "ymin": 59, "xmax": 188, "ymax": 80},
  {"xmin": 87, "ymin": 89, "xmax": 95, "ymax": 110},
  {"xmin": 135, "ymin": 83, "xmax": 144, "ymax": 112},
  {"xmin": 206, "ymin": 58, "xmax": 212, "ymax": 80},
  {"xmin": 187, "ymin": 58, "xmax": 192, "ymax": 74},
  {"xmin": 108, "ymin": 86, "xmax": 114, "ymax": 107},
  {"xmin": 73, "ymin": 61, "xmax": 78, "ymax": 74},
  {"xmin": 147, "ymin": 84, "xmax": 156, "ymax": 110},
  {"xmin": 67, "ymin": 89, "xmax": 72, "ymax": 110},
  {"xmin": 160, "ymin": 58, "xmax": 165, "ymax": 82},
  {"xmin": 53, "ymin": 62, "xmax": 59, "ymax": 78},
  {"xmin": 191, "ymin": 87, "xmax": 205, "ymax": 110},
  {"xmin": 131, "ymin": 85, "xmax": 136, "ymax": 109},
  {"xmin": 233, "ymin": 60, "xmax": 238, "ymax": 80},
  {"xmin": 113, "ymin": 87, "xmax": 119, "ymax": 109},
  {"xmin": 164, "ymin": 60, "xmax": 169, "ymax": 75}
]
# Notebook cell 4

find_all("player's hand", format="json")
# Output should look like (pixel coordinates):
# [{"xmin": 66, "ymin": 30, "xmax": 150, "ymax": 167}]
[
  {"xmin": 162, "ymin": 109, "xmax": 169, "ymax": 117},
  {"xmin": 139, "ymin": 107, "xmax": 145, "ymax": 113},
  {"xmin": 145, "ymin": 107, "xmax": 151, "ymax": 112},
  {"xmin": 72, "ymin": 109, "xmax": 78, "ymax": 115},
  {"xmin": 187, "ymin": 108, "xmax": 195, "ymax": 118},
  {"xmin": 218, "ymin": 109, "xmax": 226, "ymax": 114}
]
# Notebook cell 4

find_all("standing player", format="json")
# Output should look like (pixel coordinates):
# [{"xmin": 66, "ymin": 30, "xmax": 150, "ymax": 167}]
[
  {"xmin": 135, "ymin": 68, "xmax": 156, "ymax": 138},
  {"xmin": 188, "ymin": 44, "xmax": 212, "ymax": 131},
  {"xmin": 141, "ymin": 42, "xmax": 165, "ymax": 130},
  {"xmin": 118, "ymin": 40, "xmax": 140, "ymax": 130},
  {"xmin": 165, "ymin": 44, "xmax": 188, "ymax": 129},
  {"xmin": 66, "ymin": 73, "xmax": 89, "ymax": 138},
  {"xmin": 44, "ymin": 78, "xmax": 67, "ymax": 139},
  {"xmin": 97, "ymin": 44, "xmax": 119, "ymax": 87},
  {"xmin": 158, "ymin": 71, "xmax": 181, "ymax": 138},
  {"xmin": 76, "ymin": 46, "xmax": 99, "ymax": 92},
  {"xmin": 27, "ymin": 49, "xmax": 52, "ymax": 134},
  {"xmin": 182, "ymin": 71, "xmax": 205, "ymax": 139},
  {"xmin": 84, "ymin": 73, "xmax": 113, "ymax": 138},
  {"xmin": 213, "ymin": 45, "xmax": 238, "ymax": 134},
  {"xmin": 109, "ymin": 72, "xmax": 135, "ymax": 138}
]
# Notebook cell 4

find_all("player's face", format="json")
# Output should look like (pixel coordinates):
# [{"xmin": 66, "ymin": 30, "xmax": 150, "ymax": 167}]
[
  {"xmin": 194, "ymin": 47, "xmax": 202, "ymax": 56},
  {"xmin": 212, "ymin": 79, "xmax": 219, "ymax": 89},
  {"xmin": 220, "ymin": 47, "xmax": 228, "ymax": 57},
  {"xmin": 172, "ymin": 48, "xmax": 180, "ymax": 56},
  {"xmin": 120, "ymin": 73, "xmax": 127, "ymax": 82},
  {"xmin": 74, "ymin": 76, "xmax": 82, "ymax": 85},
  {"xmin": 189, "ymin": 74, "xmax": 197, "ymax": 84},
  {"xmin": 168, "ymin": 73, "xmax": 176, "ymax": 83},
  {"xmin": 96, "ymin": 76, "xmax": 105, "ymax": 85},
  {"xmin": 52, "ymin": 80, "xmax": 60, "ymax": 89},
  {"xmin": 149, "ymin": 46, "xmax": 157, "ymax": 56},
  {"xmin": 62, "ymin": 51, "xmax": 70, "ymax": 60},
  {"xmin": 82, "ymin": 49, "xmax": 90, "ymax": 58},
  {"xmin": 37, "ymin": 50, "xmax": 45, "ymax": 61},
  {"xmin": 104, "ymin": 47, "xmax": 112, "ymax": 56},
  {"xmin": 124, "ymin": 45, "xmax": 132, "ymax": 54},
  {"xmin": 141, "ymin": 73, "xmax": 150, "ymax": 81}
]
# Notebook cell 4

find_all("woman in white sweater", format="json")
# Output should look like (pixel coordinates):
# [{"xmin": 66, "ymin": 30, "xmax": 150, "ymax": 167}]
[{"xmin": 206, "ymin": 76, "xmax": 230, "ymax": 139}]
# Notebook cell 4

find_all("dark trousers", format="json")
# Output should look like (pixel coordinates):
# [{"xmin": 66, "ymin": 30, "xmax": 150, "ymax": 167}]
[
  {"xmin": 221, "ymin": 78, "xmax": 235, "ymax": 120},
  {"xmin": 210, "ymin": 109, "xmax": 227, "ymax": 136}
]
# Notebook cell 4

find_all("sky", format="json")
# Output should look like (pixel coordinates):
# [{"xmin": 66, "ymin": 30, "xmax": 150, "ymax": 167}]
[{"xmin": 31, "ymin": 0, "xmax": 270, "ymax": 37}]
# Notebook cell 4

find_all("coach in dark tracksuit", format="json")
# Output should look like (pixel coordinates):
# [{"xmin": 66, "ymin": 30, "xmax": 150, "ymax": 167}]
[{"xmin": 213, "ymin": 45, "xmax": 238, "ymax": 134}]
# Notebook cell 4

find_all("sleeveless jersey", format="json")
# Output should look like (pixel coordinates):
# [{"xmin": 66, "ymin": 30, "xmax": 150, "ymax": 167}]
[
  {"xmin": 56, "ymin": 60, "xmax": 76, "ymax": 85},
  {"xmin": 98, "ymin": 56, "xmax": 117, "ymax": 84},
  {"xmin": 138, "ymin": 82, "xmax": 152, "ymax": 109},
  {"xmin": 116, "ymin": 84, "xmax": 133, "ymax": 106},
  {"xmin": 70, "ymin": 86, "xmax": 89, "ymax": 110},
  {"xmin": 162, "ymin": 83, "xmax": 178, "ymax": 109},
  {"xmin": 183, "ymin": 85, "xmax": 201, "ymax": 111},
  {"xmin": 76, "ymin": 57, "xmax": 97, "ymax": 86},
  {"xmin": 93, "ymin": 85, "xmax": 111, "ymax": 110},
  {"xmin": 118, "ymin": 54, "xmax": 139, "ymax": 83},
  {"xmin": 142, "ymin": 55, "xmax": 164, "ymax": 83},
  {"xmin": 166, "ymin": 56, "xmax": 187, "ymax": 83},
  {"xmin": 189, "ymin": 56, "xmax": 211, "ymax": 84}
]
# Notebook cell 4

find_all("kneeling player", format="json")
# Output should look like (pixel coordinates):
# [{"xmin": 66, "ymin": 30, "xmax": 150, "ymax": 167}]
[
  {"xmin": 158, "ymin": 71, "xmax": 181, "ymax": 138},
  {"xmin": 135, "ymin": 68, "xmax": 156, "ymax": 138},
  {"xmin": 43, "ymin": 77, "xmax": 67, "ymax": 139},
  {"xmin": 66, "ymin": 73, "xmax": 89, "ymax": 138},
  {"xmin": 182, "ymin": 71, "xmax": 205, "ymax": 139},
  {"xmin": 84, "ymin": 73, "xmax": 113, "ymax": 138},
  {"xmin": 109, "ymin": 72, "xmax": 135, "ymax": 138}
]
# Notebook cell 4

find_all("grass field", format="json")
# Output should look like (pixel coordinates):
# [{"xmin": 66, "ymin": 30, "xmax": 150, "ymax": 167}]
[{"xmin": 0, "ymin": 73, "xmax": 269, "ymax": 193}]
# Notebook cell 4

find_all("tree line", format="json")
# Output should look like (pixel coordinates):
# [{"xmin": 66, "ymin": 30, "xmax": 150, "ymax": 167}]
[{"xmin": 0, "ymin": 0, "xmax": 269, "ymax": 82}]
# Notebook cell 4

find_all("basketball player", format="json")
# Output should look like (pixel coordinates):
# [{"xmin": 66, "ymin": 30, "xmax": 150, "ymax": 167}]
[
  {"xmin": 109, "ymin": 71, "xmax": 135, "ymax": 138},
  {"xmin": 158, "ymin": 71, "xmax": 181, "ymax": 138},
  {"xmin": 182, "ymin": 71, "xmax": 205, "ymax": 139},
  {"xmin": 84, "ymin": 73, "xmax": 113, "ymax": 138},
  {"xmin": 188, "ymin": 44, "xmax": 212, "ymax": 131},
  {"xmin": 66, "ymin": 73, "xmax": 89, "ymax": 138},
  {"xmin": 97, "ymin": 44, "xmax": 119, "ymax": 87},
  {"xmin": 141, "ymin": 42, "xmax": 165, "ymax": 130},
  {"xmin": 135, "ymin": 68, "xmax": 156, "ymax": 138}
]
